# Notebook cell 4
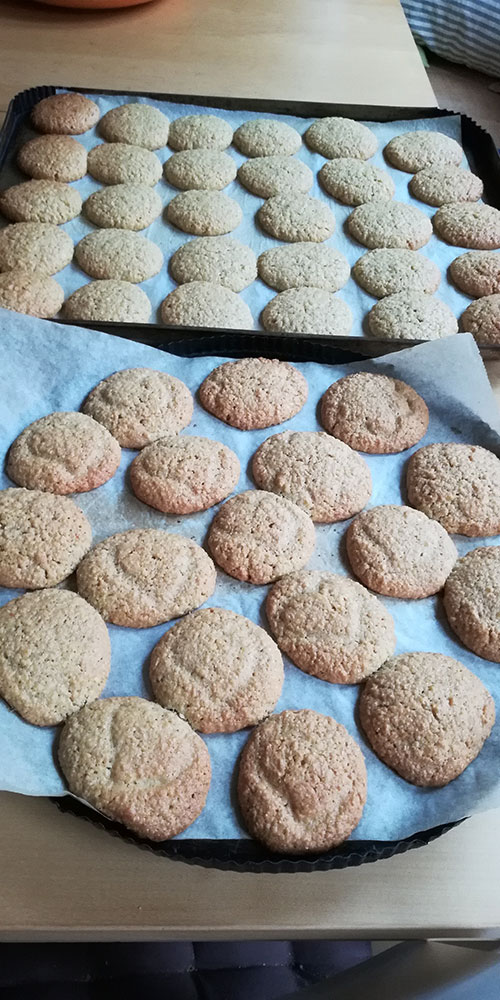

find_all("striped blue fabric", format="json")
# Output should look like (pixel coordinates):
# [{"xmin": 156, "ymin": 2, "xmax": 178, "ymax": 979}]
[{"xmin": 402, "ymin": 0, "xmax": 500, "ymax": 78}]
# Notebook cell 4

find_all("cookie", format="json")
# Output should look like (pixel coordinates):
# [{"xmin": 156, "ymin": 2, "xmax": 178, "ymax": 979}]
[
  {"xmin": 347, "ymin": 201, "xmax": 432, "ymax": 250},
  {"xmin": 368, "ymin": 291, "xmax": 458, "ymax": 341},
  {"xmin": 261, "ymin": 288, "xmax": 352, "ymax": 336},
  {"xmin": 444, "ymin": 546, "xmax": 500, "ymax": 661},
  {"xmin": 258, "ymin": 193, "xmax": 335, "ymax": 243},
  {"xmin": 0, "ymin": 590, "xmax": 110, "ymax": 726},
  {"xmin": 87, "ymin": 143, "xmax": 162, "ymax": 186},
  {"xmin": 0, "ymin": 487, "xmax": 92, "ymax": 589},
  {"xmin": 130, "ymin": 435, "xmax": 240, "ymax": 513},
  {"xmin": 407, "ymin": 442, "xmax": 500, "ymax": 536},
  {"xmin": 257, "ymin": 243, "xmax": 349, "ymax": 292},
  {"xmin": 207, "ymin": 490, "xmax": 315, "ymax": 584},
  {"xmin": 305, "ymin": 117, "xmax": 377, "ymax": 160},
  {"xmin": 0, "ymin": 268, "xmax": 63, "ymax": 318},
  {"xmin": 0, "ymin": 223, "xmax": 73, "ymax": 275},
  {"xmin": 76, "ymin": 529, "xmax": 216, "ymax": 627},
  {"xmin": 170, "ymin": 236, "xmax": 257, "ymax": 292},
  {"xmin": 167, "ymin": 190, "xmax": 242, "ymax": 236},
  {"xmin": 352, "ymin": 248, "xmax": 440, "ymax": 297},
  {"xmin": 63, "ymin": 280, "xmax": 151, "ymax": 323},
  {"xmin": 410, "ymin": 166, "xmax": 483, "ymax": 207},
  {"xmin": 0, "ymin": 180, "xmax": 82, "ymax": 225},
  {"xmin": 460, "ymin": 294, "xmax": 500, "ymax": 345},
  {"xmin": 359, "ymin": 652, "xmax": 495, "ymax": 786},
  {"xmin": 82, "ymin": 367, "xmax": 193, "ymax": 449},
  {"xmin": 75, "ymin": 230, "xmax": 163, "ymax": 283},
  {"xmin": 31, "ymin": 93, "xmax": 99, "ymax": 135},
  {"xmin": 319, "ymin": 158, "xmax": 394, "ymax": 205},
  {"xmin": 385, "ymin": 130, "xmax": 463, "ymax": 171},
  {"xmin": 449, "ymin": 251, "xmax": 500, "ymax": 297},
  {"xmin": 233, "ymin": 119, "xmax": 301, "ymax": 157},
  {"xmin": 99, "ymin": 103, "xmax": 170, "ymax": 149},
  {"xmin": 17, "ymin": 135, "xmax": 87, "ymax": 182},
  {"xmin": 237, "ymin": 156, "xmax": 313, "ymax": 198},
  {"xmin": 320, "ymin": 372, "xmax": 429, "ymax": 453},
  {"xmin": 168, "ymin": 114, "xmax": 233, "ymax": 151},
  {"xmin": 199, "ymin": 357, "xmax": 308, "ymax": 430},
  {"xmin": 149, "ymin": 607, "xmax": 284, "ymax": 732},
  {"xmin": 83, "ymin": 184, "xmax": 162, "ymax": 230},
  {"xmin": 58, "ymin": 697, "xmax": 211, "ymax": 840},
  {"xmin": 161, "ymin": 281, "xmax": 253, "ymax": 329},
  {"xmin": 433, "ymin": 203, "xmax": 500, "ymax": 249},
  {"xmin": 164, "ymin": 150, "xmax": 236, "ymax": 190},
  {"xmin": 237, "ymin": 709, "xmax": 367, "ymax": 853}
]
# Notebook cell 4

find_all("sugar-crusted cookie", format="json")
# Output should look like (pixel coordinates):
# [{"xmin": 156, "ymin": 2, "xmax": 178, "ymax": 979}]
[
  {"xmin": 368, "ymin": 291, "xmax": 458, "ymax": 341},
  {"xmin": 460, "ymin": 294, "xmax": 500, "ymax": 345},
  {"xmin": 31, "ymin": 93, "xmax": 99, "ymax": 135},
  {"xmin": 167, "ymin": 189, "xmax": 242, "ymax": 235},
  {"xmin": 0, "ymin": 268, "xmax": 63, "ymax": 318},
  {"xmin": 99, "ymin": 103, "xmax": 169, "ymax": 149},
  {"xmin": 305, "ymin": 117, "xmax": 377, "ymax": 160},
  {"xmin": 170, "ymin": 236, "xmax": 257, "ymax": 292},
  {"xmin": 347, "ymin": 200, "xmax": 432, "ymax": 250},
  {"xmin": 433, "ymin": 203, "xmax": 500, "ymax": 249},
  {"xmin": 352, "ymin": 248, "xmax": 440, "ymax": 297},
  {"xmin": 17, "ymin": 135, "xmax": 87, "ymax": 182},
  {"xmin": 237, "ymin": 156, "xmax": 313, "ymax": 198},
  {"xmin": 233, "ymin": 119, "xmax": 301, "ymax": 157},
  {"xmin": 261, "ymin": 287, "xmax": 352, "ymax": 336},
  {"xmin": 410, "ymin": 166, "xmax": 483, "ymax": 207},
  {"xmin": 407, "ymin": 442, "xmax": 500, "ymax": 536},
  {"xmin": 130, "ymin": 434, "xmax": 240, "ymax": 513},
  {"xmin": 87, "ymin": 143, "xmax": 162, "ymax": 186},
  {"xmin": 320, "ymin": 372, "xmax": 429, "ymax": 453},
  {"xmin": 444, "ymin": 546, "xmax": 500, "ymax": 661},
  {"xmin": 449, "ymin": 251, "xmax": 500, "ymax": 297},
  {"xmin": 84, "ymin": 184, "xmax": 162, "ymax": 230},
  {"xmin": 319, "ymin": 158, "xmax": 394, "ymax": 205},
  {"xmin": 258, "ymin": 193, "xmax": 335, "ymax": 242},
  {"xmin": 384, "ymin": 130, "xmax": 463, "ymax": 172},
  {"xmin": 164, "ymin": 150, "xmax": 236, "ymax": 190},
  {"xmin": 161, "ymin": 281, "xmax": 253, "ymax": 329},
  {"xmin": 199, "ymin": 357, "xmax": 308, "ymax": 430},
  {"xmin": 0, "ymin": 180, "xmax": 82, "ymax": 225},
  {"xmin": 0, "ymin": 223, "xmax": 73, "ymax": 275},
  {"xmin": 82, "ymin": 367, "xmax": 193, "ymax": 449},
  {"xmin": 258, "ymin": 243, "xmax": 349, "ymax": 292},
  {"xmin": 168, "ymin": 114, "xmax": 233, "ymax": 151},
  {"xmin": 63, "ymin": 280, "xmax": 151, "ymax": 323},
  {"xmin": 75, "ymin": 230, "xmax": 163, "ymax": 282}
]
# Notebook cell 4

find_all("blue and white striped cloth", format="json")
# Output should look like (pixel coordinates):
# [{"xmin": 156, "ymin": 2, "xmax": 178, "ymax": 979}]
[{"xmin": 402, "ymin": 0, "xmax": 500, "ymax": 79}]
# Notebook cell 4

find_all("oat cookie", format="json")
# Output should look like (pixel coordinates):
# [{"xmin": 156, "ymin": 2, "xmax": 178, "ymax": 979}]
[
  {"xmin": 258, "ymin": 243, "xmax": 349, "ymax": 292},
  {"xmin": 444, "ymin": 546, "xmax": 500, "ymax": 661},
  {"xmin": 407, "ymin": 442, "xmax": 500, "ymax": 536},
  {"xmin": 0, "ymin": 223, "xmax": 73, "ymax": 275},
  {"xmin": 164, "ymin": 149, "xmax": 236, "ymax": 190},
  {"xmin": 130, "ymin": 435, "xmax": 240, "ymax": 513},
  {"xmin": 320, "ymin": 372, "xmax": 428, "ymax": 453},
  {"xmin": 75, "ymin": 230, "xmax": 163, "ymax": 283},
  {"xmin": 84, "ymin": 184, "xmax": 161, "ymax": 230},
  {"xmin": 352, "ymin": 248, "xmax": 440, "ymax": 297},
  {"xmin": 99, "ymin": 103, "xmax": 170, "ymax": 149},
  {"xmin": 410, "ymin": 166, "xmax": 483, "ymax": 207},
  {"xmin": 433, "ymin": 203, "xmax": 500, "ymax": 249},
  {"xmin": 58, "ymin": 697, "xmax": 211, "ymax": 840},
  {"xmin": 0, "ymin": 180, "xmax": 82, "ymax": 225},
  {"xmin": 199, "ymin": 357, "xmax": 308, "ymax": 429},
  {"xmin": 76, "ymin": 529, "xmax": 216, "ymax": 627},
  {"xmin": 238, "ymin": 156, "xmax": 313, "ymax": 198},
  {"xmin": 87, "ymin": 143, "xmax": 162, "ymax": 186},
  {"xmin": 449, "ymin": 251, "xmax": 500, "ymax": 297},
  {"xmin": 0, "ymin": 268, "xmax": 63, "ymax": 318},
  {"xmin": 63, "ymin": 280, "xmax": 151, "ymax": 323},
  {"xmin": 0, "ymin": 590, "xmax": 110, "ymax": 726},
  {"xmin": 384, "ymin": 130, "xmax": 463, "ymax": 172},
  {"xmin": 359, "ymin": 652, "xmax": 495, "ymax": 786},
  {"xmin": 368, "ymin": 291, "xmax": 458, "ymax": 341},
  {"xmin": 347, "ymin": 200, "xmax": 432, "ymax": 250},
  {"xmin": 32, "ymin": 93, "xmax": 99, "ymax": 135},
  {"xmin": 82, "ymin": 367, "xmax": 193, "ymax": 449},
  {"xmin": 233, "ymin": 119, "xmax": 301, "ymax": 157},
  {"xmin": 460, "ymin": 294, "xmax": 500, "ymax": 345},
  {"xmin": 319, "ymin": 158, "xmax": 394, "ymax": 205},
  {"xmin": 167, "ymin": 190, "xmax": 242, "ymax": 236},
  {"xmin": 258, "ymin": 193, "xmax": 335, "ymax": 242},
  {"xmin": 170, "ymin": 236, "xmax": 256, "ymax": 292},
  {"xmin": 305, "ymin": 117, "xmax": 377, "ymax": 160},
  {"xmin": 17, "ymin": 135, "xmax": 87, "ymax": 182},
  {"xmin": 161, "ymin": 281, "xmax": 253, "ymax": 329},
  {"xmin": 261, "ymin": 288, "xmax": 352, "ymax": 336},
  {"xmin": 238, "ymin": 709, "xmax": 367, "ymax": 853},
  {"xmin": 150, "ymin": 608, "xmax": 284, "ymax": 733},
  {"xmin": 168, "ymin": 114, "xmax": 233, "ymax": 151}
]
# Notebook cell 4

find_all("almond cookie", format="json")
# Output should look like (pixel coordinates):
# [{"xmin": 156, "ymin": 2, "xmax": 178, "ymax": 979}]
[
  {"xmin": 444, "ymin": 546, "xmax": 500, "ymax": 661},
  {"xmin": 0, "ymin": 590, "xmax": 110, "ymax": 726},
  {"xmin": 320, "ymin": 372, "xmax": 429, "ymax": 453},
  {"xmin": 84, "ymin": 184, "xmax": 161, "ymax": 230},
  {"xmin": 167, "ymin": 190, "xmax": 242, "ymax": 236},
  {"xmin": 233, "ymin": 119, "xmax": 301, "ymax": 157},
  {"xmin": 237, "ymin": 156, "xmax": 313, "ymax": 198},
  {"xmin": 359, "ymin": 652, "xmax": 495, "ymax": 786},
  {"xmin": 0, "ymin": 223, "xmax": 73, "ymax": 275},
  {"xmin": 99, "ymin": 103, "xmax": 169, "ymax": 149},
  {"xmin": 352, "ymin": 248, "xmax": 440, "ymax": 297},
  {"xmin": 368, "ymin": 291, "xmax": 458, "ymax": 341},
  {"xmin": 31, "ymin": 93, "xmax": 99, "ymax": 135},
  {"xmin": 199, "ymin": 357, "xmax": 308, "ymax": 430},
  {"xmin": 207, "ymin": 490, "xmax": 315, "ymax": 584},
  {"xmin": 168, "ymin": 114, "xmax": 233, "ymax": 151},
  {"xmin": 130, "ymin": 435, "xmax": 240, "ymax": 514},
  {"xmin": 164, "ymin": 150, "xmax": 236, "ymax": 190},
  {"xmin": 347, "ymin": 201, "xmax": 432, "ymax": 250},
  {"xmin": 261, "ymin": 288, "xmax": 352, "ymax": 336},
  {"xmin": 0, "ymin": 487, "xmax": 92, "ymax": 589},
  {"xmin": 258, "ymin": 193, "xmax": 335, "ymax": 243},
  {"xmin": 75, "ymin": 230, "xmax": 163, "ymax": 283},
  {"xmin": 410, "ymin": 166, "xmax": 483, "ymax": 207},
  {"xmin": 7, "ymin": 411, "xmax": 121, "ymax": 495},
  {"xmin": 257, "ymin": 243, "xmax": 349, "ymax": 292},
  {"xmin": 77, "ymin": 529, "xmax": 216, "ymax": 627},
  {"xmin": 460, "ymin": 294, "xmax": 500, "ymax": 345},
  {"xmin": 17, "ymin": 135, "xmax": 87, "ymax": 182},
  {"xmin": 305, "ymin": 117, "xmax": 377, "ymax": 160},
  {"xmin": 319, "ymin": 158, "xmax": 394, "ymax": 205},
  {"xmin": 433, "ymin": 203, "xmax": 500, "ymax": 249},
  {"xmin": 266, "ymin": 571, "xmax": 395, "ymax": 683},
  {"xmin": 252, "ymin": 431, "xmax": 371, "ymax": 522},
  {"xmin": 449, "ymin": 251, "xmax": 500, "ymax": 297},
  {"xmin": 170, "ymin": 236, "xmax": 257, "ymax": 292},
  {"xmin": 384, "ymin": 131, "xmax": 463, "ymax": 172},
  {"xmin": 0, "ymin": 180, "xmax": 82, "ymax": 225},
  {"xmin": 63, "ymin": 280, "xmax": 151, "ymax": 323},
  {"xmin": 149, "ymin": 607, "xmax": 284, "ymax": 733},
  {"xmin": 87, "ymin": 143, "xmax": 162, "ymax": 186},
  {"xmin": 58, "ymin": 697, "xmax": 211, "ymax": 840},
  {"xmin": 238, "ymin": 709, "xmax": 367, "ymax": 853},
  {"xmin": 407, "ymin": 442, "xmax": 500, "ymax": 536},
  {"xmin": 0, "ymin": 268, "xmax": 63, "ymax": 318},
  {"xmin": 82, "ymin": 367, "xmax": 193, "ymax": 449},
  {"xmin": 161, "ymin": 281, "xmax": 253, "ymax": 329}
]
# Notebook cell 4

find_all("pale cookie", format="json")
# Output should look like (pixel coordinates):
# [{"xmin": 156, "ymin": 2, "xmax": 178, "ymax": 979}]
[
  {"xmin": 346, "ymin": 505, "xmax": 457, "ymax": 598},
  {"xmin": 168, "ymin": 114, "xmax": 233, "ymax": 151},
  {"xmin": 352, "ymin": 248, "xmax": 440, "ymax": 297},
  {"xmin": 233, "ymin": 119, "xmax": 301, "ymax": 157},
  {"xmin": 410, "ymin": 166, "xmax": 483, "ymax": 207},
  {"xmin": 433, "ymin": 203, "xmax": 500, "ymax": 249},
  {"xmin": 164, "ymin": 150, "xmax": 236, "ymax": 190},
  {"xmin": 150, "ymin": 607, "xmax": 284, "ymax": 733},
  {"xmin": 167, "ymin": 190, "xmax": 242, "ymax": 236},
  {"xmin": 266, "ymin": 571, "xmax": 395, "ymax": 683},
  {"xmin": 320, "ymin": 372, "xmax": 429, "ymax": 453},
  {"xmin": 84, "ymin": 184, "xmax": 161, "ymax": 230},
  {"xmin": 76, "ymin": 529, "xmax": 216, "ymax": 627},
  {"xmin": 258, "ymin": 193, "xmax": 335, "ymax": 242},
  {"xmin": 261, "ymin": 288, "xmax": 352, "ymax": 336},
  {"xmin": 130, "ymin": 435, "xmax": 240, "ymax": 513},
  {"xmin": 31, "ymin": 93, "xmax": 99, "ymax": 135},
  {"xmin": 75, "ymin": 230, "xmax": 163, "ymax": 282},
  {"xmin": 257, "ymin": 243, "xmax": 349, "ymax": 292},
  {"xmin": 368, "ymin": 291, "xmax": 458, "ymax": 341},
  {"xmin": 99, "ymin": 103, "xmax": 170, "ymax": 149},
  {"xmin": 82, "ymin": 367, "xmax": 193, "ymax": 449},
  {"xmin": 359, "ymin": 652, "xmax": 495, "ymax": 786},
  {"xmin": 347, "ymin": 200, "xmax": 432, "ymax": 250},
  {"xmin": 63, "ymin": 280, "xmax": 151, "ymax": 323},
  {"xmin": 58, "ymin": 697, "xmax": 211, "ymax": 840},
  {"xmin": 0, "ymin": 590, "xmax": 110, "ymax": 726},
  {"xmin": 199, "ymin": 357, "xmax": 308, "ymax": 430},
  {"xmin": 161, "ymin": 281, "xmax": 253, "ymax": 329},
  {"xmin": 0, "ymin": 268, "xmax": 63, "ymax": 318},
  {"xmin": 238, "ymin": 709, "xmax": 367, "ymax": 853},
  {"xmin": 449, "ymin": 251, "xmax": 500, "ymax": 297},
  {"xmin": 0, "ymin": 180, "xmax": 82, "ymax": 225},
  {"xmin": 444, "ymin": 546, "xmax": 500, "ymax": 661},
  {"xmin": 17, "ymin": 135, "xmax": 87, "ymax": 182},
  {"xmin": 0, "ymin": 487, "xmax": 92, "ymax": 589},
  {"xmin": 460, "ymin": 294, "xmax": 500, "ymax": 345},
  {"xmin": 319, "ymin": 158, "xmax": 394, "ymax": 205},
  {"xmin": 87, "ymin": 143, "xmax": 162, "ymax": 186},
  {"xmin": 0, "ymin": 223, "xmax": 73, "ymax": 275},
  {"xmin": 252, "ymin": 431, "xmax": 371, "ymax": 522},
  {"xmin": 170, "ymin": 236, "xmax": 257, "ymax": 292},
  {"xmin": 237, "ymin": 156, "xmax": 313, "ymax": 198},
  {"xmin": 407, "ymin": 442, "xmax": 500, "ymax": 536},
  {"xmin": 384, "ymin": 130, "xmax": 463, "ymax": 172},
  {"xmin": 207, "ymin": 490, "xmax": 315, "ymax": 584},
  {"xmin": 305, "ymin": 117, "xmax": 377, "ymax": 160}
]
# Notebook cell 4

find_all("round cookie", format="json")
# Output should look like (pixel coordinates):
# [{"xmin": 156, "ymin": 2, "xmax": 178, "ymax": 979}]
[
  {"xmin": 407, "ymin": 442, "xmax": 500, "ymax": 536},
  {"xmin": 384, "ymin": 130, "xmax": 463, "ymax": 172},
  {"xmin": 0, "ymin": 487, "xmax": 92, "ymax": 589},
  {"xmin": 233, "ymin": 119, "xmax": 301, "ymax": 157},
  {"xmin": 207, "ymin": 490, "xmax": 315, "ymax": 584},
  {"xmin": 75, "ymin": 230, "xmax": 163, "ymax": 282},
  {"xmin": 0, "ymin": 223, "xmax": 73, "ymax": 275},
  {"xmin": 17, "ymin": 135, "xmax": 87, "ymax": 182},
  {"xmin": 87, "ymin": 143, "xmax": 162, "ymax": 186},
  {"xmin": 257, "ymin": 243, "xmax": 349, "ymax": 292},
  {"xmin": 352, "ymin": 248, "xmax": 440, "ymax": 297},
  {"xmin": 409, "ymin": 166, "xmax": 483, "ymax": 207},
  {"xmin": 433, "ymin": 203, "xmax": 500, "ymax": 249},
  {"xmin": 130, "ymin": 435, "xmax": 240, "ymax": 514},
  {"xmin": 7, "ymin": 411, "xmax": 121, "ymax": 495},
  {"xmin": 99, "ymin": 103, "xmax": 169, "ymax": 150},
  {"xmin": 82, "ymin": 367, "xmax": 193, "ymax": 449},
  {"xmin": 31, "ymin": 93, "xmax": 99, "ymax": 135},
  {"xmin": 320, "ymin": 372, "xmax": 428, "ymax": 453},
  {"xmin": 76, "ymin": 529, "xmax": 216, "ymax": 627},
  {"xmin": 347, "ymin": 200, "xmax": 432, "ymax": 250},
  {"xmin": 368, "ymin": 291, "xmax": 458, "ymax": 341},
  {"xmin": 199, "ymin": 357, "xmax": 308, "ymax": 430},
  {"xmin": 237, "ymin": 156, "xmax": 313, "ymax": 198},
  {"xmin": 258, "ymin": 193, "xmax": 335, "ymax": 243},
  {"xmin": 305, "ymin": 117, "xmax": 377, "ymax": 160},
  {"xmin": 149, "ymin": 607, "xmax": 284, "ymax": 733},
  {"xmin": 168, "ymin": 114, "xmax": 233, "ymax": 151},
  {"xmin": 164, "ymin": 150, "xmax": 236, "ymax": 190},
  {"xmin": 319, "ymin": 158, "xmax": 394, "ymax": 205},
  {"xmin": 167, "ymin": 190, "xmax": 242, "ymax": 236},
  {"xmin": 84, "ymin": 184, "xmax": 161, "ymax": 230},
  {"xmin": 58, "ymin": 697, "xmax": 211, "ymax": 841},
  {"xmin": 237, "ymin": 709, "xmax": 367, "ymax": 853},
  {"xmin": 63, "ymin": 280, "xmax": 151, "ymax": 323},
  {"xmin": 0, "ymin": 268, "xmax": 63, "ymax": 318},
  {"xmin": 449, "ymin": 251, "xmax": 500, "ymax": 297},
  {"xmin": 359, "ymin": 652, "xmax": 495, "ymax": 786},
  {"xmin": 252, "ymin": 430, "xmax": 371, "ymax": 522},
  {"xmin": 0, "ymin": 180, "xmax": 82, "ymax": 225},
  {"xmin": 161, "ymin": 281, "xmax": 253, "ymax": 329},
  {"xmin": 261, "ymin": 288, "xmax": 352, "ymax": 336},
  {"xmin": 444, "ymin": 546, "xmax": 500, "ymax": 661},
  {"xmin": 170, "ymin": 236, "xmax": 257, "ymax": 292},
  {"xmin": 460, "ymin": 294, "xmax": 500, "ymax": 345},
  {"xmin": 0, "ymin": 590, "xmax": 110, "ymax": 726}
]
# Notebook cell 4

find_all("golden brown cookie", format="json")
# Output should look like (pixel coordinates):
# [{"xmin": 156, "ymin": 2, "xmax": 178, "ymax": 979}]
[
  {"xmin": 130, "ymin": 435, "xmax": 240, "ymax": 514},
  {"xmin": 407, "ymin": 442, "xmax": 500, "ymax": 536},
  {"xmin": 198, "ymin": 357, "xmax": 308, "ymax": 430},
  {"xmin": 31, "ymin": 93, "xmax": 99, "ymax": 135},
  {"xmin": 17, "ymin": 135, "xmax": 87, "ymax": 182},
  {"xmin": 82, "ymin": 367, "xmax": 193, "ymax": 449},
  {"xmin": 320, "ymin": 372, "xmax": 429, "ymax": 453},
  {"xmin": 443, "ymin": 546, "xmax": 500, "ymax": 661}
]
